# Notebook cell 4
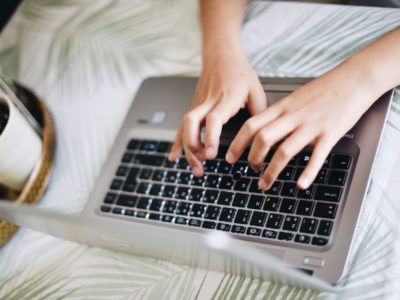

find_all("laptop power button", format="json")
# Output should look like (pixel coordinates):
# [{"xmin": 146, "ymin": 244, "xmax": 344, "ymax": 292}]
[{"xmin": 303, "ymin": 256, "xmax": 325, "ymax": 268}]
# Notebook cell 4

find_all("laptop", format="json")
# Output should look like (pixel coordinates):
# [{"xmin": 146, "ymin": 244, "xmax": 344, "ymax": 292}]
[{"xmin": 0, "ymin": 77, "xmax": 393, "ymax": 290}]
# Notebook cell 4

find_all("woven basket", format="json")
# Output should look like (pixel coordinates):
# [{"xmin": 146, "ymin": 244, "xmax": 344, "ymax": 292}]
[{"xmin": 0, "ymin": 81, "xmax": 56, "ymax": 246}]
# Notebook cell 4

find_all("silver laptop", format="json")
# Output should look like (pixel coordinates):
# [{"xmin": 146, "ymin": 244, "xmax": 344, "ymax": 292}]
[{"xmin": 0, "ymin": 77, "xmax": 393, "ymax": 290}]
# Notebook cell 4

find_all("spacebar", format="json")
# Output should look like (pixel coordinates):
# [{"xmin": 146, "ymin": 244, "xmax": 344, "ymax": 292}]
[{"xmin": 133, "ymin": 154, "xmax": 165, "ymax": 166}]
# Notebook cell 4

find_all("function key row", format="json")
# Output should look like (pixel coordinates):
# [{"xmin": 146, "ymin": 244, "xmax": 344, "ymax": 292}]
[{"xmin": 100, "ymin": 204, "xmax": 329, "ymax": 246}]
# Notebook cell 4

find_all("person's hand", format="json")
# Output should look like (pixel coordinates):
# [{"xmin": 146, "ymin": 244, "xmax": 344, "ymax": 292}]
[
  {"xmin": 225, "ymin": 63, "xmax": 380, "ymax": 190},
  {"xmin": 168, "ymin": 50, "xmax": 266, "ymax": 176}
]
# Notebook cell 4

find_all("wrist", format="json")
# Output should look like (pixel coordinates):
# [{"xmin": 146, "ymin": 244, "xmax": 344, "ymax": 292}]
[{"xmin": 202, "ymin": 35, "xmax": 246, "ymax": 67}]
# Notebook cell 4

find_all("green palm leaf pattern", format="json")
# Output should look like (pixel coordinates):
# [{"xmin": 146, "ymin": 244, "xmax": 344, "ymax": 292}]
[{"xmin": 1, "ymin": 1, "xmax": 400, "ymax": 299}]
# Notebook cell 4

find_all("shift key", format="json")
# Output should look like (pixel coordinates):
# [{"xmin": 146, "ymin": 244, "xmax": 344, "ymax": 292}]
[
  {"xmin": 315, "ymin": 185, "xmax": 342, "ymax": 202},
  {"xmin": 133, "ymin": 154, "xmax": 165, "ymax": 166}
]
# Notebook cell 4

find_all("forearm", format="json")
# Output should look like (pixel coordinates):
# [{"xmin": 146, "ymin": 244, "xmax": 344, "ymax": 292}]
[
  {"xmin": 200, "ymin": 0, "xmax": 247, "ymax": 62},
  {"xmin": 336, "ymin": 27, "xmax": 400, "ymax": 104}
]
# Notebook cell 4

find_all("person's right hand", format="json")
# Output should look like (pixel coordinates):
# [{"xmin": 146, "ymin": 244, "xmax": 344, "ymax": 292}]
[{"xmin": 168, "ymin": 49, "xmax": 267, "ymax": 177}]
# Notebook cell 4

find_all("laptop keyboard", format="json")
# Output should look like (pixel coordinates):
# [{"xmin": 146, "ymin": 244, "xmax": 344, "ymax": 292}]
[{"xmin": 100, "ymin": 139, "xmax": 352, "ymax": 248}]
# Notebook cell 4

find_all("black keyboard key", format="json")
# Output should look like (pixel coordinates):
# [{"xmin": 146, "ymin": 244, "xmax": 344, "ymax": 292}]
[
  {"xmin": 203, "ymin": 190, "xmax": 219, "ymax": 203},
  {"xmin": 204, "ymin": 206, "xmax": 221, "ymax": 220},
  {"xmin": 331, "ymin": 154, "xmax": 351, "ymax": 169},
  {"xmin": 140, "ymin": 140, "xmax": 158, "ymax": 152},
  {"xmin": 133, "ymin": 154, "xmax": 165, "ymax": 166},
  {"xmin": 231, "ymin": 225, "xmax": 246, "ymax": 234},
  {"xmin": 177, "ymin": 157, "xmax": 190, "ymax": 170},
  {"xmin": 149, "ymin": 213, "xmax": 161, "ymax": 221},
  {"xmin": 116, "ymin": 195, "xmax": 137, "ymax": 207},
  {"xmin": 300, "ymin": 218, "xmax": 318, "ymax": 234},
  {"xmin": 297, "ymin": 185, "xmax": 314, "ymax": 199},
  {"xmin": 137, "ymin": 182, "xmax": 150, "ymax": 194},
  {"xmin": 247, "ymin": 167, "xmax": 261, "ymax": 178},
  {"xmin": 217, "ymin": 191, "xmax": 234, "ymax": 205},
  {"xmin": 219, "ymin": 176, "xmax": 234, "ymax": 190},
  {"xmin": 121, "ymin": 152, "xmax": 135, "ymax": 163},
  {"xmin": 122, "ymin": 167, "xmax": 140, "ymax": 192},
  {"xmin": 116, "ymin": 165, "xmax": 129, "ymax": 177},
  {"xmin": 327, "ymin": 170, "xmax": 347, "ymax": 186},
  {"xmin": 149, "ymin": 198, "xmax": 163, "ymax": 211},
  {"xmin": 263, "ymin": 197, "xmax": 280, "ymax": 211},
  {"xmin": 314, "ymin": 202, "xmax": 337, "ymax": 219},
  {"xmin": 278, "ymin": 166, "xmax": 294, "ymax": 180},
  {"xmin": 149, "ymin": 184, "xmax": 163, "ymax": 196},
  {"xmin": 128, "ymin": 139, "xmax": 140, "ymax": 150},
  {"xmin": 250, "ymin": 211, "xmax": 267, "ymax": 227},
  {"xmin": 205, "ymin": 175, "xmax": 220, "ymax": 188},
  {"xmin": 175, "ymin": 187, "xmax": 190, "ymax": 199},
  {"xmin": 266, "ymin": 213, "xmax": 283, "ymax": 229},
  {"xmin": 282, "ymin": 216, "xmax": 300, "ymax": 231},
  {"xmin": 218, "ymin": 161, "xmax": 232, "ymax": 174},
  {"xmin": 112, "ymin": 207, "xmax": 123, "ymax": 215},
  {"xmin": 297, "ymin": 151, "xmax": 311, "ymax": 166},
  {"xmin": 280, "ymin": 182, "xmax": 297, "ymax": 197},
  {"xmin": 312, "ymin": 237, "xmax": 329, "ymax": 246},
  {"xmin": 101, "ymin": 205, "xmax": 111, "ymax": 213},
  {"xmin": 247, "ymin": 195, "xmax": 264, "ymax": 210},
  {"xmin": 262, "ymin": 229, "xmax": 277, "ymax": 239},
  {"xmin": 176, "ymin": 202, "xmax": 191, "ymax": 215},
  {"xmin": 296, "ymin": 200, "xmax": 314, "ymax": 216},
  {"xmin": 316, "ymin": 185, "xmax": 342, "ymax": 201},
  {"xmin": 315, "ymin": 169, "xmax": 328, "ymax": 184},
  {"xmin": 151, "ymin": 170, "xmax": 165, "ymax": 181},
  {"xmin": 189, "ymin": 188, "xmax": 204, "ymax": 201},
  {"xmin": 165, "ymin": 171, "xmax": 178, "ymax": 183},
  {"xmin": 162, "ymin": 200, "xmax": 177, "ymax": 214},
  {"xmin": 189, "ymin": 219, "xmax": 202, "ymax": 227},
  {"xmin": 202, "ymin": 221, "xmax": 217, "ymax": 229},
  {"xmin": 232, "ymin": 193, "xmax": 249, "ymax": 207},
  {"xmin": 104, "ymin": 193, "xmax": 117, "ymax": 204},
  {"xmin": 177, "ymin": 172, "xmax": 192, "ymax": 184},
  {"xmin": 204, "ymin": 160, "xmax": 219, "ymax": 172},
  {"xmin": 293, "ymin": 167, "xmax": 304, "ymax": 181},
  {"xmin": 137, "ymin": 197, "xmax": 151, "ymax": 210},
  {"xmin": 247, "ymin": 227, "xmax": 262, "ymax": 236},
  {"xmin": 265, "ymin": 181, "xmax": 282, "ymax": 195},
  {"xmin": 162, "ymin": 215, "xmax": 173, "ymax": 223},
  {"xmin": 190, "ymin": 204, "xmax": 206, "ymax": 218},
  {"xmin": 217, "ymin": 223, "xmax": 231, "ymax": 232},
  {"xmin": 162, "ymin": 185, "xmax": 176, "ymax": 198},
  {"xmin": 232, "ymin": 162, "xmax": 248, "ymax": 175},
  {"xmin": 156, "ymin": 141, "xmax": 171, "ymax": 153},
  {"xmin": 175, "ymin": 217, "xmax": 188, "ymax": 225},
  {"xmin": 110, "ymin": 179, "xmax": 124, "ymax": 190},
  {"xmin": 318, "ymin": 220, "xmax": 333, "ymax": 236},
  {"xmin": 280, "ymin": 198, "xmax": 297, "ymax": 213},
  {"xmin": 278, "ymin": 232, "xmax": 294, "ymax": 241},
  {"xmin": 136, "ymin": 211, "xmax": 147, "ymax": 218},
  {"xmin": 192, "ymin": 175, "xmax": 206, "ymax": 186},
  {"xmin": 139, "ymin": 168, "xmax": 153, "ymax": 180},
  {"xmin": 164, "ymin": 159, "xmax": 177, "ymax": 169},
  {"xmin": 219, "ymin": 208, "xmax": 236, "ymax": 222},
  {"xmin": 234, "ymin": 209, "xmax": 251, "ymax": 224},
  {"xmin": 249, "ymin": 179, "xmax": 263, "ymax": 194},
  {"xmin": 234, "ymin": 177, "xmax": 250, "ymax": 191},
  {"xmin": 125, "ymin": 209, "xmax": 134, "ymax": 217},
  {"xmin": 295, "ymin": 234, "xmax": 311, "ymax": 244}
]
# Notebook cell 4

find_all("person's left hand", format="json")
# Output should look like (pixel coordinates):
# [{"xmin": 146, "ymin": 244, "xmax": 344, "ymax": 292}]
[{"xmin": 225, "ymin": 63, "xmax": 381, "ymax": 190}]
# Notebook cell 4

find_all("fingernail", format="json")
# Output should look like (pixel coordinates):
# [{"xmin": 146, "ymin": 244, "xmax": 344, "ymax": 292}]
[
  {"xmin": 258, "ymin": 178, "xmax": 268, "ymax": 190},
  {"xmin": 226, "ymin": 151, "xmax": 235, "ymax": 163},
  {"xmin": 298, "ymin": 177, "xmax": 309, "ymax": 189},
  {"xmin": 193, "ymin": 167, "xmax": 201, "ymax": 177},
  {"xmin": 206, "ymin": 147, "xmax": 215, "ymax": 159},
  {"xmin": 251, "ymin": 165, "xmax": 262, "ymax": 172}
]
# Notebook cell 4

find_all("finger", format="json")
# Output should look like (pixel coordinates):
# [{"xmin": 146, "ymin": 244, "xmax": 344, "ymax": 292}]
[
  {"xmin": 297, "ymin": 136, "xmax": 334, "ymax": 189},
  {"xmin": 258, "ymin": 126, "xmax": 317, "ymax": 190},
  {"xmin": 226, "ymin": 106, "xmax": 283, "ymax": 164},
  {"xmin": 248, "ymin": 115, "xmax": 298, "ymax": 170},
  {"xmin": 247, "ymin": 82, "xmax": 267, "ymax": 115},
  {"xmin": 205, "ymin": 98, "xmax": 243, "ymax": 160},
  {"xmin": 169, "ymin": 127, "xmax": 183, "ymax": 161},
  {"xmin": 182, "ymin": 101, "xmax": 213, "ymax": 156},
  {"xmin": 182, "ymin": 135, "xmax": 204, "ymax": 177}
]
